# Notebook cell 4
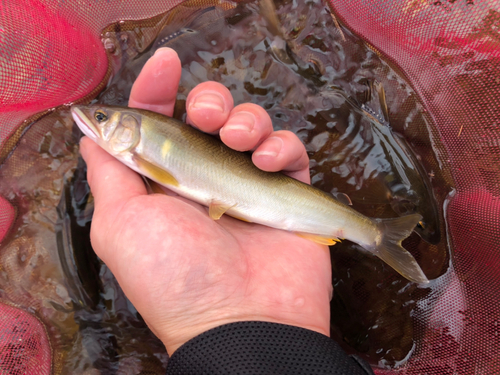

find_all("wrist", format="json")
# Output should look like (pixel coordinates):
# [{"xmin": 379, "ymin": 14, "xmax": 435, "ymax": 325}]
[{"xmin": 157, "ymin": 309, "xmax": 331, "ymax": 355}]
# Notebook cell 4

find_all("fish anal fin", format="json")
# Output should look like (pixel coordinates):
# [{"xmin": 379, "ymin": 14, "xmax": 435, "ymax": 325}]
[
  {"xmin": 209, "ymin": 201, "xmax": 236, "ymax": 220},
  {"xmin": 296, "ymin": 232, "xmax": 340, "ymax": 246},
  {"xmin": 134, "ymin": 156, "xmax": 179, "ymax": 187},
  {"xmin": 227, "ymin": 213, "xmax": 252, "ymax": 223}
]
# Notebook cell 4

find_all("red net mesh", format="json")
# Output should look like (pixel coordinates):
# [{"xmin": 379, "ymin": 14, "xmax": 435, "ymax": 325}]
[
  {"xmin": 329, "ymin": 2, "xmax": 500, "ymax": 373},
  {"xmin": 0, "ymin": 303, "xmax": 51, "ymax": 375},
  {"xmin": 0, "ymin": 0, "xmax": 499, "ymax": 374},
  {"xmin": 0, "ymin": 196, "xmax": 15, "ymax": 244}
]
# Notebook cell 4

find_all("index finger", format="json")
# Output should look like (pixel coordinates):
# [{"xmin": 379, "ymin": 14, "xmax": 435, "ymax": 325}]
[{"xmin": 129, "ymin": 47, "xmax": 182, "ymax": 116}]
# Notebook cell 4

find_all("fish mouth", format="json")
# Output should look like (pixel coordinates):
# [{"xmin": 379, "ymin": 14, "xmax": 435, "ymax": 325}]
[{"xmin": 71, "ymin": 106, "xmax": 99, "ymax": 140}]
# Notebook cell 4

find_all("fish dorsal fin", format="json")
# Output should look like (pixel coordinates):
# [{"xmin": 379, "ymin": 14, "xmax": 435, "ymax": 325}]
[
  {"xmin": 259, "ymin": 0, "xmax": 283, "ymax": 38},
  {"xmin": 209, "ymin": 201, "xmax": 236, "ymax": 220},
  {"xmin": 296, "ymin": 232, "xmax": 341, "ymax": 246},
  {"xmin": 346, "ymin": 182, "xmax": 393, "ymax": 205},
  {"xmin": 333, "ymin": 192, "xmax": 352, "ymax": 206},
  {"xmin": 361, "ymin": 80, "xmax": 390, "ymax": 127},
  {"xmin": 133, "ymin": 155, "xmax": 179, "ymax": 187}
]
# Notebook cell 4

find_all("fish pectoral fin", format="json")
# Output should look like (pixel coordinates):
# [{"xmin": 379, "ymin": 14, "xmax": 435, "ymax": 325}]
[
  {"xmin": 347, "ymin": 183, "xmax": 393, "ymax": 205},
  {"xmin": 208, "ymin": 201, "xmax": 236, "ymax": 220},
  {"xmin": 295, "ymin": 232, "xmax": 341, "ymax": 246},
  {"xmin": 133, "ymin": 155, "xmax": 179, "ymax": 187},
  {"xmin": 149, "ymin": 180, "xmax": 168, "ymax": 195}
]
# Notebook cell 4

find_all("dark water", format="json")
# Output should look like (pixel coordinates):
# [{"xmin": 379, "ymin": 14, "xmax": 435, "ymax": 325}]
[
  {"xmin": 0, "ymin": 108, "xmax": 169, "ymax": 373},
  {"xmin": 0, "ymin": 0, "xmax": 454, "ymax": 372},
  {"xmin": 95, "ymin": 0, "xmax": 453, "ymax": 367},
  {"xmin": 97, "ymin": 0, "xmax": 454, "ymax": 367},
  {"xmin": 56, "ymin": 156, "xmax": 169, "ymax": 373}
]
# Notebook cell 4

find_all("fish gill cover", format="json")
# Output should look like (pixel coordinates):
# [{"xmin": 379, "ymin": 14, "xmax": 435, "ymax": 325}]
[{"xmin": 0, "ymin": 0, "xmax": 499, "ymax": 374}]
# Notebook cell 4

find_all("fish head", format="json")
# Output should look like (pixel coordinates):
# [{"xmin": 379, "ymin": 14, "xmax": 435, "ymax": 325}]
[
  {"xmin": 390, "ymin": 194, "xmax": 441, "ymax": 245},
  {"xmin": 71, "ymin": 105, "xmax": 141, "ymax": 154}
]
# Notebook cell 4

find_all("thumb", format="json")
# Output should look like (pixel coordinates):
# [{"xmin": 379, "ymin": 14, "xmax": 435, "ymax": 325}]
[{"xmin": 80, "ymin": 136, "xmax": 147, "ymax": 224}]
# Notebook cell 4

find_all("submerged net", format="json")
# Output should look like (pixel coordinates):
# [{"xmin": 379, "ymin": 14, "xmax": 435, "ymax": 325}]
[
  {"xmin": 0, "ymin": 0, "xmax": 499, "ymax": 374},
  {"xmin": 331, "ymin": 2, "xmax": 500, "ymax": 373},
  {"xmin": 0, "ymin": 302, "xmax": 52, "ymax": 375}
]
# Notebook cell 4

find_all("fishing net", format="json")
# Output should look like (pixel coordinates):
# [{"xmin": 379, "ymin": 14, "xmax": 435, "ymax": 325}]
[
  {"xmin": 0, "ymin": 302, "xmax": 52, "ymax": 375},
  {"xmin": 0, "ymin": 0, "xmax": 499, "ymax": 374}
]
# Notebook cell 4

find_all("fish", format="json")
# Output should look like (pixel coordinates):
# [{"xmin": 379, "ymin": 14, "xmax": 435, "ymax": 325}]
[
  {"xmin": 357, "ymin": 81, "xmax": 441, "ymax": 244},
  {"xmin": 257, "ymin": 1, "xmax": 440, "ymax": 244},
  {"xmin": 99, "ymin": 3, "xmax": 245, "ymax": 107},
  {"xmin": 320, "ymin": 82, "xmax": 441, "ymax": 244},
  {"xmin": 71, "ymin": 104, "xmax": 429, "ymax": 284}
]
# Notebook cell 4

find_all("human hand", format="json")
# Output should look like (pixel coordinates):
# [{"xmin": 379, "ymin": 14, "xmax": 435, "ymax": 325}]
[{"xmin": 80, "ymin": 47, "xmax": 332, "ymax": 355}]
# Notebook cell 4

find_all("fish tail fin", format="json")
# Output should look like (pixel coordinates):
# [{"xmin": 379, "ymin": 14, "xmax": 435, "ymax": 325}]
[{"xmin": 373, "ymin": 214, "xmax": 429, "ymax": 284}]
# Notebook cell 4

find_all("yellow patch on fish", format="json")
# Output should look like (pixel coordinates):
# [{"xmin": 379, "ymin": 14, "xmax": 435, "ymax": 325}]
[
  {"xmin": 134, "ymin": 155, "xmax": 179, "ymax": 187},
  {"xmin": 295, "ymin": 232, "xmax": 341, "ymax": 246},
  {"xmin": 161, "ymin": 139, "xmax": 172, "ymax": 159}
]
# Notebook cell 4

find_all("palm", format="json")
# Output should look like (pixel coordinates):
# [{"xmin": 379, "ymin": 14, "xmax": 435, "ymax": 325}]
[{"xmin": 91, "ymin": 184, "xmax": 331, "ymax": 352}]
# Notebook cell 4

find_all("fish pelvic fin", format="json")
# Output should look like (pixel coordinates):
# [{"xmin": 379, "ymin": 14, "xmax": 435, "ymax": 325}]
[
  {"xmin": 209, "ymin": 201, "xmax": 236, "ymax": 220},
  {"xmin": 373, "ymin": 214, "xmax": 429, "ymax": 284}
]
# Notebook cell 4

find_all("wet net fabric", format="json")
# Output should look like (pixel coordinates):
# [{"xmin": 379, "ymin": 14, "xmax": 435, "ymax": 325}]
[
  {"xmin": 0, "ymin": 1, "xmax": 183, "ymax": 373},
  {"xmin": 329, "ymin": 1, "xmax": 500, "ymax": 374},
  {"xmin": 0, "ymin": 303, "xmax": 52, "ymax": 375},
  {"xmin": 0, "ymin": 0, "xmax": 499, "ymax": 374}
]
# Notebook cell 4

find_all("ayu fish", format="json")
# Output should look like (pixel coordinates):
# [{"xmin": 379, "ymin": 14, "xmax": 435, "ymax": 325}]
[
  {"xmin": 258, "ymin": 0, "xmax": 440, "ymax": 244},
  {"xmin": 319, "ymin": 82, "xmax": 441, "ymax": 244},
  {"xmin": 71, "ymin": 104, "xmax": 429, "ymax": 284},
  {"xmin": 354, "ymin": 82, "xmax": 440, "ymax": 244}
]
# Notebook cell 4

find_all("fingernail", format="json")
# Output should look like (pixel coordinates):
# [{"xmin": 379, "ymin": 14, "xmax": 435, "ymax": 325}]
[
  {"xmin": 189, "ymin": 92, "xmax": 225, "ymax": 112},
  {"xmin": 224, "ymin": 111, "xmax": 256, "ymax": 133},
  {"xmin": 254, "ymin": 137, "xmax": 283, "ymax": 158}
]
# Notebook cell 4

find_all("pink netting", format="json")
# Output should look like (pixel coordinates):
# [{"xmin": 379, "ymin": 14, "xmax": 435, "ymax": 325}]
[
  {"xmin": 0, "ymin": 196, "xmax": 14, "ymax": 244},
  {"xmin": 329, "ymin": 1, "xmax": 500, "ymax": 374},
  {"xmin": 0, "ymin": 0, "xmax": 499, "ymax": 373},
  {"xmin": 0, "ymin": 303, "xmax": 51, "ymax": 375},
  {"xmin": 0, "ymin": 0, "xmax": 184, "ymax": 147}
]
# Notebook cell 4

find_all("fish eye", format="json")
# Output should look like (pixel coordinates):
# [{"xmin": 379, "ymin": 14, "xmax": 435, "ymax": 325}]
[
  {"xmin": 94, "ymin": 110, "xmax": 108, "ymax": 123},
  {"xmin": 417, "ymin": 221, "xmax": 426, "ymax": 230}
]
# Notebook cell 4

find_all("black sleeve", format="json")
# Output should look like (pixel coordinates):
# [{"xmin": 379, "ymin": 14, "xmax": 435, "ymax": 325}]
[{"xmin": 166, "ymin": 321, "xmax": 374, "ymax": 375}]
